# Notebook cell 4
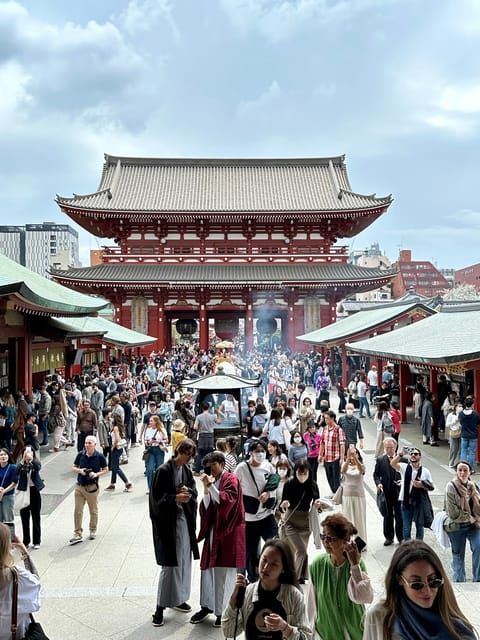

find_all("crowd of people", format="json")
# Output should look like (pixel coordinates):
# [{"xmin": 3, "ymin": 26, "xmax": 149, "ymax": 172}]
[{"xmin": 0, "ymin": 345, "xmax": 479, "ymax": 638}]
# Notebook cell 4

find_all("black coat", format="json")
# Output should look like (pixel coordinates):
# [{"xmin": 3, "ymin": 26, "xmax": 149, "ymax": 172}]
[
  {"xmin": 149, "ymin": 458, "xmax": 199, "ymax": 566},
  {"xmin": 373, "ymin": 454, "xmax": 401, "ymax": 500}
]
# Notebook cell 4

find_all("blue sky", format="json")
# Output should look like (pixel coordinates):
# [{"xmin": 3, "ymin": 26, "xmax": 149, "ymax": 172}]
[{"xmin": 1, "ymin": 0, "xmax": 479, "ymax": 269}]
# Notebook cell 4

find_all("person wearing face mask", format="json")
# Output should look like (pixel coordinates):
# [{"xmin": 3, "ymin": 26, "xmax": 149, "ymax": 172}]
[
  {"xmin": 274, "ymin": 460, "xmax": 292, "ymax": 522},
  {"xmin": 280, "ymin": 460, "xmax": 322, "ymax": 583},
  {"xmin": 288, "ymin": 431, "xmax": 309, "ymax": 466},
  {"xmin": 338, "ymin": 404, "xmax": 364, "ymax": 452},
  {"xmin": 235, "ymin": 441, "xmax": 278, "ymax": 582}
]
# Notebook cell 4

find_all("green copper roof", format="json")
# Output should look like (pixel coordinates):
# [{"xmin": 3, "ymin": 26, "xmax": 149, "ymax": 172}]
[
  {"xmin": 50, "ymin": 316, "xmax": 156, "ymax": 347},
  {"xmin": 0, "ymin": 253, "xmax": 108, "ymax": 315},
  {"xmin": 297, "ymin": 302, "xmax": 434, "ymax": 345},
  {"xmin": 346, "ymin": 309, "xmax": 480, "ymax": 365}
]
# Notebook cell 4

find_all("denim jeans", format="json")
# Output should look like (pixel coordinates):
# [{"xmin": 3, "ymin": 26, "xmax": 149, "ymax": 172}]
[
  {"xmin": 401, "ymin": 503, "xmax": 424, "ymax": 541},
  {"xmin": 447, "ymin": 522, "xmax": 480, "ymax": 582},
  {"xmin": 110, "ymin": 447, "xmax": 129, "ymax": 485},
  {"xmin": 146, "ymin": 446, "xmax": 165, "ymax": 490},
  {"xmin": 0, "ymin": 492, "xmax": 14, "ymax": 522},
  {"xmin": 38, "ymin": 415, "xmax": 50, "ymax": 445},
  {"xmin": 358, "ymin": 397, "xmax": 371, "ymax": 418},
  {"xmin": 461, "ymin": 438, "xmax": 477, "ymax": 468}
]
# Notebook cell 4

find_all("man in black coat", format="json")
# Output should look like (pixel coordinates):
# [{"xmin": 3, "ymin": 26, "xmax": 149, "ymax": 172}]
[
  {"xmin": 373, "ymin": 437, "xmax": 403, "ymax": 546},
  {"xmin": 149, "ymin": 438, "xmax": 199, "ymax": 627}
]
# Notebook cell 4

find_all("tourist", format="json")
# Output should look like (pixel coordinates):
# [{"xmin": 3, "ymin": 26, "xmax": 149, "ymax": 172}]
[
  {"xmin": 357, "ymin": 375, "xmax": 371, "ymax": 419},
  {"xmin": 390, "ymin": 446, "xmax": 434, "ymax": 541},
  {"xmin": 341, "ymin": 445, "xmax": 367, "ymax": 544},
  {"xmin": 373, "ymin": 437, "xmax": 403, "ymax": 546},
  {"xmin": 0, "ymin": 448, "xmax": 17, "ymax": 523},
  {"xmin": 318, "ymin": 410, "xmax": 346, "ymax": 494},
  {"xmin": 193, "ymin": 401, "xmax": 221, "ymax": 475},
  {"xmin": 296, "ymin": 397, "xmax": 316, "ymax": 434},
  {"xmin": 459, "ymin": 397, "xmax": 480, "ymax": 468},
  {"xmin": 303, "ymin": 422, "xmax": 321, "ymax": 478},
  {"xmin": 444, "ymin": 461, "xmax": 480, "ymax": 582},
  {"xmin": 144, "ymin": 415, "xmax": 168, "ymax": 491},
  {"xmin": 363, "ymin": 540, "xmax": 477, "ymax": 639},
  {"xmin": 190, "ymin": 451, "xmax": 245, "ymax": 628},
  {"xmin": 222, "ymin": 539, "xmax": 312, "ymax": 640},
  {"xmin": 280, "ymin": 459, "xmax": 322, "ymax": 582},
  {"xmin": 338, "ymin": 403, "xmax": 364, "ymax": 450},
  {"xmin": 288, "ymin": 431, "xmax": 308, "ymax": 466},
  {"xmin": 16, "ymin": 448, "xmax": 45, "ymax": 549},
  {"xmin": 105, "ymin": 414, "xmax": 132, "ymax": 493},
  {"xmin": 307, "ymin": 513, "xmax": 373, "ymax": 640},
  {"xmin": 0, "ymin": 522, "xmax": 41, "ymax": 638},
  {"xmin": 69, "ymin": 435, "xmax": 108, "ymax": 544},
  {"xmin": 446, "ymin": 402, "xmax": 462, "ymax": 468},
  {"xmin": 150, "ymin": 438, "xmax": 198, "ymax": 627}
]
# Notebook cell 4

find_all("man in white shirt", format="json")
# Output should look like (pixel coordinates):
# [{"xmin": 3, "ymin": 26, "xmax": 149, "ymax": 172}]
[
  {"xmin": 367, "ymin": 365, "xmax": 378, "ymax": 404},
  {"xmin": 391, "ymin": 447, "xmax": 434, "ymax": 541}
]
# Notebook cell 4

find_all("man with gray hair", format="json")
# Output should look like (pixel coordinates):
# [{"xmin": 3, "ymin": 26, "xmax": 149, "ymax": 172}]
[
  {"xmin": 69, "ymin": 435, "xmax": 108, "ymax": 545},
  {"xmin": 373, "ymin": 437, "xmax": 403, "ymax": 546}
]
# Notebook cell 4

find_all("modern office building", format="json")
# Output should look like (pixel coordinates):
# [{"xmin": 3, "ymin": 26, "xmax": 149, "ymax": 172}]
[{"xmin": 0, "ymin": 222, "xmax": 80, "ymax": 277}]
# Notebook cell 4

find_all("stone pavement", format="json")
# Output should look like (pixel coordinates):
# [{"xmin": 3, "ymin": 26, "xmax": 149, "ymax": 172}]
[{"xmin": 15, "ymin": 400, "xmax": 480, "ymax": 639}]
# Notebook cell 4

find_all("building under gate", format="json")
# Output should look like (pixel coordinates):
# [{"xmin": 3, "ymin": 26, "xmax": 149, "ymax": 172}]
[{"xmin": 53, "ymin": 155, "xmax": 395, "ymax": 352}]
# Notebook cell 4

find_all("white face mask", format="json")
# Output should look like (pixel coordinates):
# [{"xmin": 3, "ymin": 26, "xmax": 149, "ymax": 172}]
[
  {"xmin": 253, "ymin": 451, "xmax": 266, "ymax": 463},
  {"xmin": 293, "ymin": 436, "xmax": 302, "ymax": 444},
  {"xmin": 296, "ymin": 473, "xmax": 308, "ymax": 483},
  {"xmin": 278, "ymin": 468, "xmax": 288, "ymax": 478},
  {"xmin": 346, "ymin": 409, "xmax": 354, "ymax": 417}
]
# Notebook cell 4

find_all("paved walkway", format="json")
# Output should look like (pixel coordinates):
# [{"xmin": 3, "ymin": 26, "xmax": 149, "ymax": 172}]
[{"xmin": 16, "ymin": 397, "xmax": 480, "ymax": 638}]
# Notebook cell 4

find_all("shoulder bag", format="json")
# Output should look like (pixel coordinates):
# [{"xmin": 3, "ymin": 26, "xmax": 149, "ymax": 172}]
[
  {"xmin": 10, "ymin": 567, "xmax": 49, "ymax": 640},
  {"xmin": 278, "ymin": 490, "xmax": 306, "ymax": 541}
]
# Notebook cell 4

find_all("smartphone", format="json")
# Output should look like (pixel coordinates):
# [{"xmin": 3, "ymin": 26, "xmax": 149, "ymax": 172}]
[
  {"xmin": 353, "ymin": 535, "xmax": 367, "ymax": 553},
  {"xmin": 5, "ymin": 522, "xmax": 15, "ymax": 542}
]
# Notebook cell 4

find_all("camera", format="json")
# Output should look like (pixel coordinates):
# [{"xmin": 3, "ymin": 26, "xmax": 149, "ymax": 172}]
[{"xmin": 83, "ymin": 468, "xmax": 93, "ymax": 475}]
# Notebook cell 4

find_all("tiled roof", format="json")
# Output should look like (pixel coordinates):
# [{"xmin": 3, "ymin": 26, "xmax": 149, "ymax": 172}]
[
  {"xmin": 0, "ymin": 253, "xmax": 108, "ymax": 315},
  {"xmin": 52, "ymin": 262, "xmax": 395, "ymax": 286},
  {"xmin": 49, "ymin": 316, "xmax": 156, "ymax": 347},
  {"xmin": 56, "ymin": 155, "xmax": 392, "ymax": 213},
  {"xmin": 297, "ymin": 302, "xmax": 434, "ymax": 345},
  {"xmin": 346, "ymin": 309, "xmax": 480, "ymax": 365}
]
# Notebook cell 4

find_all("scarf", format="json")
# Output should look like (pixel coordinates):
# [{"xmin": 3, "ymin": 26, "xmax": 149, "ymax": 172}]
[
  {"xmin": 452, "ymin": 478, "xmax": 480, "ymax": 527},
  {"xmin": 394, "ymin": 596, "xmax": 476, "ymax": 640},
  {"xmin": 403, "ymin": 465, "xmax": 422, "ymax": 509}
]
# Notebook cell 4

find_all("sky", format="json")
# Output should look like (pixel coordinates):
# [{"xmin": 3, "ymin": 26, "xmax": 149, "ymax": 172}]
[{"xmin": 1, "ymin": 0, "xmax": 480, "ymax": 270}]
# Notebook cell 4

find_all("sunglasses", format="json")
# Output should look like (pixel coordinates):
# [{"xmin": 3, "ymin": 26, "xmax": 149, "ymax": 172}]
[
  {"xmin": 401, "ymin": 575, "xmax": 444, "ymax": 591},
  {"xmin": 410, "ymin": 452, "xmax": 420, "ymax": 457},
  {"xmin": 319, "ymin": 534, "xmax": 338, "ymax": 543}
]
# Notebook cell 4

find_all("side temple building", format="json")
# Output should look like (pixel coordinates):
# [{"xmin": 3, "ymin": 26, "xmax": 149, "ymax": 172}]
[{"xmin": 53, "ymin": 155, "xmax": 394, "ymax": 352}]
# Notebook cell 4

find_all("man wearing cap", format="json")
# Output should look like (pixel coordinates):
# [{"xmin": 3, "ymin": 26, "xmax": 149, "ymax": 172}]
[
  {"xmin": 235, "ymin": 440, "xmax": 277, "ymax": 581},
  {"xmin": 367, "ymin": 365, "xmax": 378, "ymax": 404},
  {"xmin": 391, "ymin": 447, "xmax": 434, "ymax": 541}
]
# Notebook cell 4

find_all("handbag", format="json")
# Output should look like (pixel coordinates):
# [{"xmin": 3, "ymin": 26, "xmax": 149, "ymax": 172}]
[
  {"xmin": 116, "ymin": 437, "xmax": 127, "ymax": 449},
  {"xmin": 278, "ymin": 491, "xmax": 306, "ymax": 541},
  {"xmin": 15, "ymin": 489, "xmax": 30, "ymax": 512},
  {"xmin": 10, "ymin": 568, "xmax": 49, "ymax": 640},
  {"xmin": 142, "ymin": 447, "xmax": 151, "ymax": 462},
  {"xmin": 376, "ymin": 489, "xmax": 388, "ymax": 517}
]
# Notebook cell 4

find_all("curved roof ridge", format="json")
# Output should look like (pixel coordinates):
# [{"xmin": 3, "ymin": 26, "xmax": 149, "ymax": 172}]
[
  {"xmin": 56, "ymin": 188, "xmax": 111, "ymax": 204},
  {"xmin": 339, "ymin": 187, "xmax": 392, "ymax": 203}
]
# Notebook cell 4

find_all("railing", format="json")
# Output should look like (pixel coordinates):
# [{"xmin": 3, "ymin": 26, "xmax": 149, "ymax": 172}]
[{"xmin": 101, "ymin": 245, "xmax": 348, "ymax": 264}]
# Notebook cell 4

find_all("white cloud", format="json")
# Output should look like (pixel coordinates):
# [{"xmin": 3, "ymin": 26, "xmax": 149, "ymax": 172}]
[
  {"xmin": 0, "ymin": 60, "xmax": 32, "ymax": 123},
  {"xmin": 116, "ymin": 0, "xmax": 181, "ymax": 42},
  {"xmin": 236, "ymin": 80, "xmax": 283, "ymax": 118},
  {"xmin": 220, "ymin": 0, "xmax": 400, "ymax": 42}
]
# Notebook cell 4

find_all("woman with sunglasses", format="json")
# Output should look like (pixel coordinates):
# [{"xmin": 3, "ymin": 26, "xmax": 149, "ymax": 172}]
[
  {"xmin": 306, "ymin": 513, "xmax": 373, "ymax": 640},
  {"xmin": 363, "ymin": 539, "xmax": 477, "ymax": 639}
]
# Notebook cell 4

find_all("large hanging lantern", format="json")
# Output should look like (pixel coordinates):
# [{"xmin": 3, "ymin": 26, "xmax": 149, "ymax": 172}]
[
  {"xmin": 176, "ymin": 319, "xmax": 198, "ymax": 336},
  {"xmin": 215, "ymin": 317, "xmax": 239, "ymax": 340},
  {"xmin": 257, "ymin": 317, "xmax": 277, "ymax": 336}
]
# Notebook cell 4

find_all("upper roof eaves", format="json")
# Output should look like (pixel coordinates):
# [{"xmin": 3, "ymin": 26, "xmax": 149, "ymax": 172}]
[
  {"xmin": 56, "ymin": 155, "xmax": 393, "ymax": 214},
  {"xmin": 297, "ymin": 302, "xmax": 433, "ymax": 345}
]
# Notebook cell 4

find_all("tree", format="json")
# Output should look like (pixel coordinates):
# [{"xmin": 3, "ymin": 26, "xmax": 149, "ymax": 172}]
[{"xmin": 442, "ymin": 283, "xmax": 480, "ymax": 301}]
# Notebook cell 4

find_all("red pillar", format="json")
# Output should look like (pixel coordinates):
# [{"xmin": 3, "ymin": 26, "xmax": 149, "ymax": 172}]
[
  {"xmin": 341, "ymin": 344, "xmax": 348, "ymax": 388},
  {"xmin": 17, "ymin": 334, "xmax": 32, "ymax": 394},
  {"xmin": 199, "ymin": 306, "xmax": 208, "ymax": 351},
  {"xmin": 157, "ymin": 307, "xmax": 166, "ymax": 353},
  {"xmin": 399, "ymin": 363, "xmax": 409, "ymax": 422}
]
